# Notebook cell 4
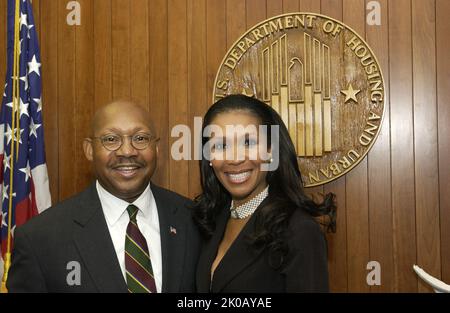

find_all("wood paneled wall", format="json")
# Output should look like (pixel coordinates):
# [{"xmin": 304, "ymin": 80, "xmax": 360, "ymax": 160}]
[{"xmin": 0, "ymin": 0, "xmax": 449, "ymax": 292}]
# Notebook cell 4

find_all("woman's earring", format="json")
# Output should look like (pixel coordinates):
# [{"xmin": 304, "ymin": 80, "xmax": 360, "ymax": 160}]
[{"xmin": 209, "ymin": 162, "xmax": 212, "ymax": 167}]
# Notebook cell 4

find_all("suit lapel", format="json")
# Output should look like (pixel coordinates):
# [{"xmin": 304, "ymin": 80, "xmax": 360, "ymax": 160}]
[
  {"xmin": 196, "ymin": 207, "xmax": 230, "ymax": 292},
  {"xmin": 72, "ymin": 185, "xmax": 128, "ymax": 293},
  {"xmin": 152, "ymin": 184, "xmax": 186, "ymax": 293},
  {"xmin": 209, "ymin": 207, "xmax": 265, "ymax": 293}
]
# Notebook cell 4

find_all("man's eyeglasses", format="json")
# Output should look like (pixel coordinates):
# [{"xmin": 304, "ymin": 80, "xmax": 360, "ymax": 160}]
[{"xmin": 92, "ymin": 133, "xmax": 160, "ymax": 151}]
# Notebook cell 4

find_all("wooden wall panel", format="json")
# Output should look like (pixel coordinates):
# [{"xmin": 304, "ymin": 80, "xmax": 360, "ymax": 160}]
[
  {"xmin": 283, "ymin": 0, "xmax": 300, "ymax": 12},
  {"xmin": 226, "ymin": 0, "xmax": 246, "ymax": 48},
  {"xmin": 343, "ymin": 0, "xmax": 370, "ymax": 293},
  {"xmin": 187, "ymin": 0, "xmax": 207, "ymax": 198},
  {"xmin": 93, "ymin": 0, "xmax": 112, "ymax": 109},
  {"xmin": 148, "ymin": 0, "xmax": 169, "ymax": 188},
  {"xmin": 168, "ymin": 0, "xmax": 189, "ymax": 195},
  {"xmin": 111, "ymin": 0, "xmax": 131, "ymax": 99},
  {"xmin": 206, "ymin": 1, "xmax": 226, "ymax": 103},
  {"xmin": 436, "ymin": 0, "xmax": 450, "ymax": 285},
  {"xmin": 321, "ymin": 0, "xmax": 348, "ymax": 293},
  {"xmin": 246, "ymin": 0, "xmax": 266, "ymax": 28},
  {"xmin": 412, "ymin": 0, "xmax": 440, "ymax": 293},
  {"xmin": 57, "ymin": 0, "xmax": 76, "ymax": 200},
  {"xmin": 365, "ymin": 0, "xmax": 394, "ymax": 292},
  {"xmin": 2, "ymin": 0, "xmax": 448, "ymax": 293},
  {"xmin": 0, "ymin": 0, "xmax": 5, "ymax": 88},
  {"xmin": 389, "ymin": 0, "xmax": 417, "ymax": 292},
  {"xmin": 38, "ymin": 0, "xmax": 59, "ymax": 204},
  {"xmin": 130, "ymin": 0, "xmax": 150, "ymax": 107},
  {"xmin": 267, "ymin": 0, "xmax": 283, "ymax": 16},
  {"xmin": 300, "ymin": 0, "xmax": 320, "ymax": 12},
  {"xmin": 75, "ymin": 0, "xmax": 94, "ymax": 190}
]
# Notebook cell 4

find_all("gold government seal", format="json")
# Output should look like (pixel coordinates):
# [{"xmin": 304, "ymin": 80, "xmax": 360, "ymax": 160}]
[{"xmin": 213, "ymin": 13, "xmax": 385, "ymax": 187}]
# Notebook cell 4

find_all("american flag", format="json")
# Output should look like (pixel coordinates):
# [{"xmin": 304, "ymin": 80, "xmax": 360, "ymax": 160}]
[{"xmin": 0, "ymin": 0, "xmax": 52, "ymax": 286}]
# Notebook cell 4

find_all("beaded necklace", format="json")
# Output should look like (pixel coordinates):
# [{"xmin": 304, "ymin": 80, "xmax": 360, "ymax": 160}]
[{"xmin": 229, "ymin": 186, "xmax": 269, "ymax": 219}]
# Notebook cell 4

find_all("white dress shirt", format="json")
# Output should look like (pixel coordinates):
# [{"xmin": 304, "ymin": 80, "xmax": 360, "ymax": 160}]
[{"xmin": 96, "ymin": 181, "xmax": 162, "ymax": 293}]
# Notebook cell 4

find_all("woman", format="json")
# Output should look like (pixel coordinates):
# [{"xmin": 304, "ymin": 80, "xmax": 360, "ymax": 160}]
[{"xmin": 193, "ymin": 94, "xmax": 336, "ymax": 292}]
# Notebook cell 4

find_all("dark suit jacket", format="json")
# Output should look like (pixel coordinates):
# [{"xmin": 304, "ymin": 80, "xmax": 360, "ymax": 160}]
[
  {"xmin": 196, "ymin": 205, "xmax": 329, "ymax": 293},
  {"xmin": 7, "ymin": 183, "xmax": 201, "ymax": 293}
]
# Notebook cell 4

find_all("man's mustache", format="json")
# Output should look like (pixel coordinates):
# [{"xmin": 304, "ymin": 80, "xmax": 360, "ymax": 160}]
[{"xmin": 109, "ymin": 158, "xmax": 146, "ymax": 168}]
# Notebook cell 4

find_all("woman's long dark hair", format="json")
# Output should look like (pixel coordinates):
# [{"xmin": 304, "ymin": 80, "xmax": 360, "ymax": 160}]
[{"xmin": 193, "ymin": 94, "xmax": 336, "ymax": 267}]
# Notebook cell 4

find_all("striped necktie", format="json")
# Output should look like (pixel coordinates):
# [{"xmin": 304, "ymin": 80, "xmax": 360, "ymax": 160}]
[{"xmin": 125, "ymin": 204, "xmax": 157, "ymax": 293}]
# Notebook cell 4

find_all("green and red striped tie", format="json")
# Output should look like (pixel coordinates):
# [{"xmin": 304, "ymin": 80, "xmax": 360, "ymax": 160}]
[{"xmin": 125, "ymin": 204, "xmax": 157, "ymax": 293}]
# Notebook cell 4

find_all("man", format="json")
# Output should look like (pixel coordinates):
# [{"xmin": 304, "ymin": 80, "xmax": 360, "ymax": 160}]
[{"xmin": 7, "ymin": 101, "xmax": 200, "ymax": 292}]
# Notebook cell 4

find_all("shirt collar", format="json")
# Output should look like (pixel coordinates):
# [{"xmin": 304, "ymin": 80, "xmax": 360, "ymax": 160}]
[{"xmin": 96, "ymin": 181, "xmax": 153, "ymax": 226}]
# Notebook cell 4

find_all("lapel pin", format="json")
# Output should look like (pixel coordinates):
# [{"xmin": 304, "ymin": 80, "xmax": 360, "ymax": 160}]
[{"xmin": 169, "ymin": 226, "xmax": 177, "ymax": 235}]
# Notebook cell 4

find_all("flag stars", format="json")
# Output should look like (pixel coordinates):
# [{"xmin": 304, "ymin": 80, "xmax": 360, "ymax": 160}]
[
  {"xmin": 30, "ymin": 118, "xmax": 41, "ymax": 138},
  {"xmin": 5, "ymin": 100, "xmax": 14, "ymax": 112},
  {"xmin": 6, "ymin": 97, "xmax": 19, "ymax": 113},
  {"xmin": 0, "ymin": 213, "xmax": 16, "ymax": 236},
  {"xmin": 16, "ymin": 128, "xmax": 24, "ymax": 144},
  {"xmin": 5, "ymin": 124, "xmax": 14, "ymax": 145},
  {"xmin": 20, "ymin": 98, "xmax": 30, "ymax": 118},
  {"xmin": 33, "ymin": 97, "xmax": 42, "ymax": 112},
  {"xmin": 5, "ymin": 97, "xmax": 30, "ymax": 117},
  {"xmin": 3, "ymin": 154, "xmax": 11, "ymax": 171},
  {"xmin": 0, "ymin": 5, "xmax": 50, "ymax": 233},
  {"xmin": 19, "ymin": 13, "xmax": 28, "ymax": 30},
  {"xmin": 28, "ymin": 55, "xmax": 41, "ymax": 76},
  {"xmin": 1, "ymin": 211, "xmax": 7, "ymax": 227},
  {"xmin": 19, "ymin": 161, "xmax": 32, "ymax": 183},
  {"xmin": 2, "ymin": 185, "xmax": 17, "ymax": 202},
  {"xmin": 18, "ymin": 39, "xmax": 23, "ymax": 56},
  {"xmin": 20, "ymin": 73, "xmax": 28, "ymax": 91},
  {"xmin": 27, "ymin": 24, "xmax": 34, "ymax": 39},
  {"xmin": 5, "ymin": 124, "xmax": 24, "ymax": 145}
]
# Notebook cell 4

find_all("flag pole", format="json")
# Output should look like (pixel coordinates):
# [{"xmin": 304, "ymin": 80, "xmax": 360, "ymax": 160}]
[{"xmin": 1, "ymin": 0, "xmax": 21, "ymax": 293}]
